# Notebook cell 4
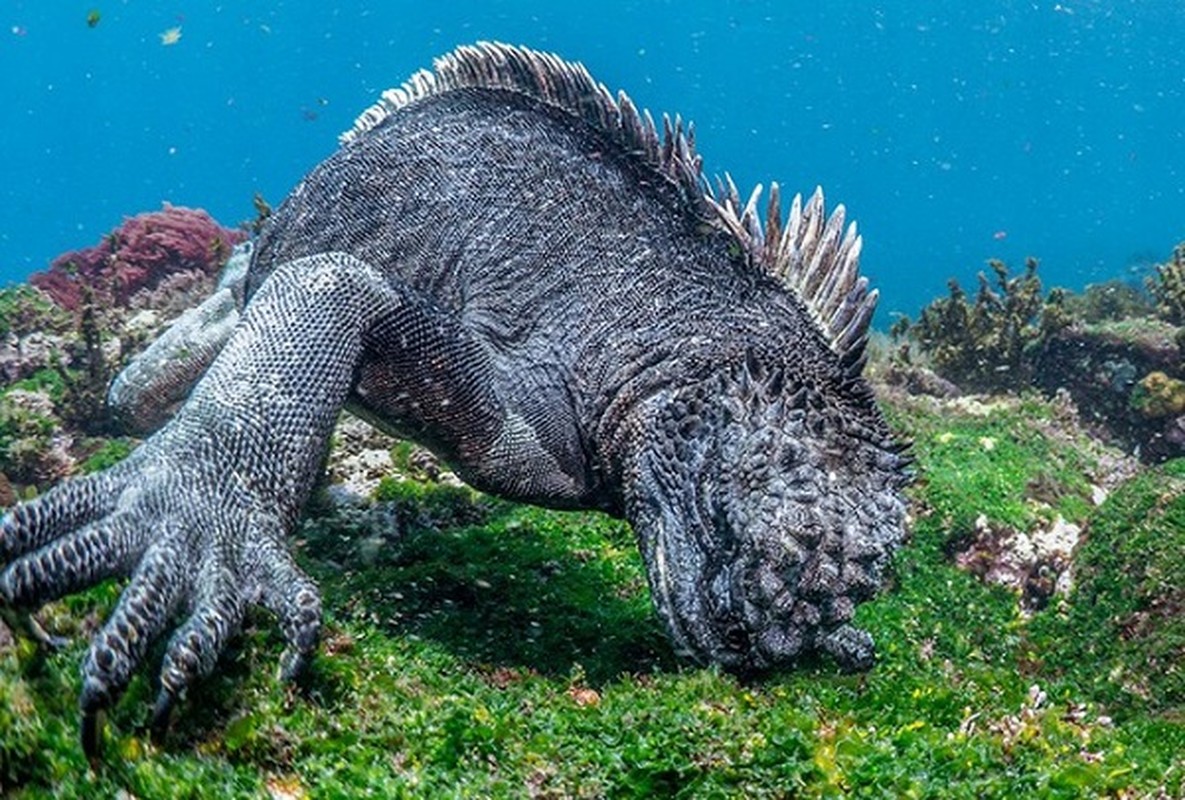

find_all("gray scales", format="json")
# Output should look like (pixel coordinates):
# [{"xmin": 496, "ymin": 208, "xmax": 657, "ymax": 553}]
[{"xmin": 0, "ymin": 42, "xmax": 909, "ymax": 755}]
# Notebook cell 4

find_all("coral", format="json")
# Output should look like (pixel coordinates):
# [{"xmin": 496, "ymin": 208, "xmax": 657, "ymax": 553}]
[
  {"xmin": 1130, "ymin": 370, "xmax": 1185, "ymax": 419},
  {"xmin": 893, "ymin": 258, "xmax": 1066, "ymax": 393},
  {"xmin": 28, "ymin": 204, "xmax": 245, "ymax": 312},
  {"xmin": 1147, "ymin": 241, "xmax": 1185, "ymax": 325}
]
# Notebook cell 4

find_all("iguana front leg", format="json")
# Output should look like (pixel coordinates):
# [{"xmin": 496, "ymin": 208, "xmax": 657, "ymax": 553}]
[
  {"xmin": 0, "ymin": 252, "xmax": 414, "ymax": 755},
  {"xmin": 106, "ymin": 242, "xmax": 251, "ymax": 434}
]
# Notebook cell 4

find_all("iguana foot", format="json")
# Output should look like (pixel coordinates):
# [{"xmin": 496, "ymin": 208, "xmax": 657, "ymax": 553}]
[{"xmin": 0, "ymin": 452, "xmax": 322, "ymax": 758}]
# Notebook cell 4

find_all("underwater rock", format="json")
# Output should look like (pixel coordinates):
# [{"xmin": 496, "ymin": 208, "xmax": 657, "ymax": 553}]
[
  {"xmin": 333, "ymin": 456, "xmax": 395, "ymax": 503},
  {"xmin": 1035, "ymin": 319, "xmax": 1184, "ymax": 461},
  {"xmin": 324, "ymin": 415, "xmax": 401, "ymax": 504},
  {"xmin": 0, "ymin": 388, "xmax": 75, "ymax": 484},
  {"xmin": 322, "ymin": 414, "xmax": 453, "ymax": 506},
  {"xmin": 125, "ymin": 267, "xmax": 223, "ymax": 317},
  {"xmin": 0, "ymin": 331, "xmax": 71, "ymax": 384},
  {"xmin": 877, "ymin": 360, "xmax": 962, "ymax": 399},
  {"xmin": 893, "ymin": 254, "xmax": 1185, "ymax": 461}
]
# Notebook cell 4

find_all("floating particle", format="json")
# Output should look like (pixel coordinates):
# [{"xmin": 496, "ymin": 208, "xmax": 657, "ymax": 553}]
[{"xmin": 160, "ymin": 26, "xmax": 182, "ymax": 45}]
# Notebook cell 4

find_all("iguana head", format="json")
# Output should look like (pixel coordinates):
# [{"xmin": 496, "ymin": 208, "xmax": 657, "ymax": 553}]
[{"xmin": 623, "ymin": 361, "xmax": 908, "ymax": 673}]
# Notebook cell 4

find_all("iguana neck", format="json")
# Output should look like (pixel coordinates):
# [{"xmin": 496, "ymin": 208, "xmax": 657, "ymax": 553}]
[{"xmin": 588, "ymin": 326, "xmax": 803, "ymax": 511}]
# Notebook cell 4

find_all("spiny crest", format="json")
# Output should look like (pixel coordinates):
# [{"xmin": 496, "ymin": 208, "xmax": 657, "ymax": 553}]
[
  {"xmin": 340, "ymin": 41, "xmax": 703, "ymax": 207},
  {"xmin": 342, "ymin": 41, "xmax": 877, "ymax": 364},
  {"xmin": 705, "ymin": 180, "xmax": 877, "ymax": 370}
]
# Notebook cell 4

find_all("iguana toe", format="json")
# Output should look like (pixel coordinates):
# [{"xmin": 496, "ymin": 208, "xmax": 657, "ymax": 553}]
[
  {"xmin": 153, "ymin": 589, "xmax": 246, "ymax": 740},
  {"xmin": 80, "ymin": 541, "xmax": 186, "ymax": 747},
  {"xmin": 0, "ymin": 517, "xmax": 142, "ymax": 606},
  {"xmin": 0, "ymin": 470, "xmax": 126, "ymax": 563},
  {"xmin": 160, "ymin": 593, "xmax": 246, "ymax": 699},
  {"xmin": 253, "ymin": 538, "xmax": 322, "ymax": 681}
]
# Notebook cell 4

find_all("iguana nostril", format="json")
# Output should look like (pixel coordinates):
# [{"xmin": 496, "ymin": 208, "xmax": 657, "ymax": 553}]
[{"xmin": 723, "ymin": 623, "xmax": 750, "ymax": 652}]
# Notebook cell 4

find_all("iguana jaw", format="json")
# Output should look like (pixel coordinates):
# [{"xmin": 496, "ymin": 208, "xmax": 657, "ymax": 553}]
[{"xmin": 620, "ymin": 385, "xmax": 772, "ymax": 671}]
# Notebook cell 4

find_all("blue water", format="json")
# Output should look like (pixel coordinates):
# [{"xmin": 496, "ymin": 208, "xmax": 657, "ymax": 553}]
[{"xmin": 2, "ymin": 2, "xmax": 1182, "ymax": 322}]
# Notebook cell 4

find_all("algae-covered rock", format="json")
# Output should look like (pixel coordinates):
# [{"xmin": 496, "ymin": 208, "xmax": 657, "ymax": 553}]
[
  {"xmin": 895, "ymin": 254, "xmax": 1185, "ymax": 461},
  {"xmin": 1149, "ymin": 241, "xmax": 1185, "ymax": 325},
  {"xmin": 890, "ymin": 258, "xmax": 1057, "ymax": 394},
  {"xmin": 27, "ymin": 204, "xmax": 244, "ymax": 313},
  {"xmin": 0, "ymin": 386, "xmax": 74, "ymax": 484},
  {"xmin": 1035, "ymin": 317, "xmax": 1184, "ymax": 460},
  {"xmin": 1030, "ymin": 459, "xmax": 1185, "ymax": 715}
]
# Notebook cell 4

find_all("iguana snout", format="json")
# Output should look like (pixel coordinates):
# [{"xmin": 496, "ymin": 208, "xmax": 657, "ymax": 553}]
[{"xmin": 625, "ymin": 369, "xmax": 908, "ymax": 672}]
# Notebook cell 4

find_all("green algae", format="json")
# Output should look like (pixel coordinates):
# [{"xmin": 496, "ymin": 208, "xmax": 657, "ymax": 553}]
[
  {"xmin": 0, "ymin": 285, "xmax": 71, "ymax": 340},
  {"xmin": 1, "ymin": 397, "xmax": 1182, "ymax": 798},
  {"xmin": 1030, "ymin": 459, "xmax": 1185, "ymax": 717}
]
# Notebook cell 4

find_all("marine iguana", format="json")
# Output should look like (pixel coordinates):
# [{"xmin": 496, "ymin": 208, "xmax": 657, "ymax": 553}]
[{"xmin": 0, "ymin": 42, "xmax": 909, "ymax": 753}]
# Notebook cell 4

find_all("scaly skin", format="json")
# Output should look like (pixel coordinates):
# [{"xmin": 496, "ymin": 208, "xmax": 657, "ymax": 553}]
[{"xmin": 0, "ymin": 43, "xmax": 909, "ymax": 756}]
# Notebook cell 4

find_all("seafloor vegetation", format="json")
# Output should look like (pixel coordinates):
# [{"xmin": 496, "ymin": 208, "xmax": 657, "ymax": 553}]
[{"xmin": 1, "ymin": 219, "xmax": 1183, "ymax": 797}]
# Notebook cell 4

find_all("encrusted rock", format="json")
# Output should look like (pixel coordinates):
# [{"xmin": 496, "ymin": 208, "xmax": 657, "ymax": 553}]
[
  {"xmin": 1035, "ymin": 319, "xmax": 1184, "ymax": 461},
  {"xmin": 324, "ymin": 414, "xmax": 400, "ymax": 503},
  {"xmin": 3, "ymin": 387, "xmax": 57, "ymax": 418},
  {"xmin": 0, "ymin": 331, "xmax": 70, "ymax": 383},
  {"xmin": 955, "ymin": 514, "xmax": 1082, "ymax": 612},
  {"xmin": 878, "ymin": 361, "xmax": 961, "ymax": 399},
  {"xmin": 0, "ymin": 389, "xmax": 75, "ymax": 483}
]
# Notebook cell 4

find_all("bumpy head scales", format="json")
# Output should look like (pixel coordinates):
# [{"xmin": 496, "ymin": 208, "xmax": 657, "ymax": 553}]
[{"xmin": 627, "ymin": 365, "xmax": 909, "ymax": 673}]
